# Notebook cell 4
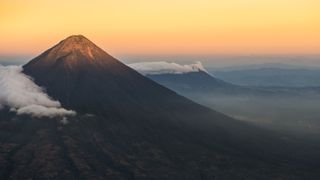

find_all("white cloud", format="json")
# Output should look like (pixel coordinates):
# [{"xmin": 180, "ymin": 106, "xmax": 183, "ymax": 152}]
[
  {"xmin": 128, "ymin": 61, "xmax": 208, "ymax": 75},
  {"xmin": 16, "ymin": 105, "xmax": 75, "ymax": 118},
  {"xmin": 0, "ymin": 65, "xmax": 76, "ymax": 118}
]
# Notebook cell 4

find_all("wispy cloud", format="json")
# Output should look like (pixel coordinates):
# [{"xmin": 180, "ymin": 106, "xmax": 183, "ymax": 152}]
[
  {"xmin": 0, "ymin": 65, "xmax": 75, "ymax": 118},
  {"xmin": 128, "ymin": 61, "xmax": 207, "ymax": 75}
]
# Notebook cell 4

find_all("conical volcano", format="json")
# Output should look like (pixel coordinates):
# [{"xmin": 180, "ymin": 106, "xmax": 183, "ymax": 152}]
[
  {"xmin": 23, "ymin": 35, "xmax": 185, "ymax": 115},
  {"xmin": 0, "ymin": 35, "xmax": 317, "ymax": 179}
]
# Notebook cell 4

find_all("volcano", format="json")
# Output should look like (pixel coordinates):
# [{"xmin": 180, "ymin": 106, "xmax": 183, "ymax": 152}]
[
  {"xmin": 0, "ymin": 35, "xmax": 319, "ymax": 179},
  {"xmin": 23, "ymin": 35, "xmax": 203, "ymax": 115}
]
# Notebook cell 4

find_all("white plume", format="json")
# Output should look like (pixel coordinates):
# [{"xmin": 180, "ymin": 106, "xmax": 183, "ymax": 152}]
[
  {"xmin": 0, "ymin": 65, "xmax": 76, "ymax": 118},
  {"xmin": 128, "ymin": 61, "xmax": 208, "ymax": 75}
]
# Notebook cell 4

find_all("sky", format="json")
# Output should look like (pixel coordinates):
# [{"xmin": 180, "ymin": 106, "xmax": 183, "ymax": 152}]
[{"xmin": 0, "ymin": 0, "xmax": 319, "ymax": 56}]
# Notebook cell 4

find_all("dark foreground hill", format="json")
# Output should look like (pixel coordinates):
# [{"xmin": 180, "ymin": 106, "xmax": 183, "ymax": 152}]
[{"xmin": 0, "ymin": 35, "xmax": 319, "ymax": 179}]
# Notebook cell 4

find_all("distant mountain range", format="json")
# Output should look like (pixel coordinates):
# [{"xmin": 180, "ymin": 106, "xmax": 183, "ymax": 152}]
[
  {"xmin": 129, "ymin": 61, "xmax": 311, "ymax": 96},
  {"xmin": 208, "ymin": 62, "xmax": 320, "ymax": 71},
  {"xmin": 213, "ymin": 67, "xmax": 320, "ymax": 87},
  {"xmin": 130, "ymin": 61, "xmax": 320, "ymax": 94},
  {"xmin": 0, "ymin": 55, "xmax": 30, "ymax": 66},
  {"xmin": 0, "ymin": 36, "xmax": 319, "ymax": 179}
]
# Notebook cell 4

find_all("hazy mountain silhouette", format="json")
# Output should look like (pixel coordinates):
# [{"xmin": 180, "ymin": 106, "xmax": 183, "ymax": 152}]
[
  {"xmin": 147, "ymin": 70, "xmax": 241, "ymax": 94},
  {"xmin": 0, "ymin": 35, "xmax": 318, "ymax": 179},
  {"xmin": 128, "ymin": 62, "xmax": 281, "ymax": 96}
]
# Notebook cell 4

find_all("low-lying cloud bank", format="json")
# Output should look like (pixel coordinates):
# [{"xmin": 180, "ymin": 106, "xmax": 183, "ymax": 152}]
[
  {"xmin": 0, "ymin": 65, "xmax": 75, "ymax": 118},
  {"xmin": 128, "ymin": 61, "xmax": 207, "ymax": 75}
]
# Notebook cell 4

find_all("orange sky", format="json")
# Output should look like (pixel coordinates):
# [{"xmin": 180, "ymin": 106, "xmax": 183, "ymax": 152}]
[{"xmin": 0, "ymin": 0, "xmax": 319, "ymax": 55}]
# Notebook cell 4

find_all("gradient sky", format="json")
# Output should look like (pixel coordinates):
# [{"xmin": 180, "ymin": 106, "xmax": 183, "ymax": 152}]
[{"xmin": 1, "ymin": 0, "xmax": 319, "ymax": 56}]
